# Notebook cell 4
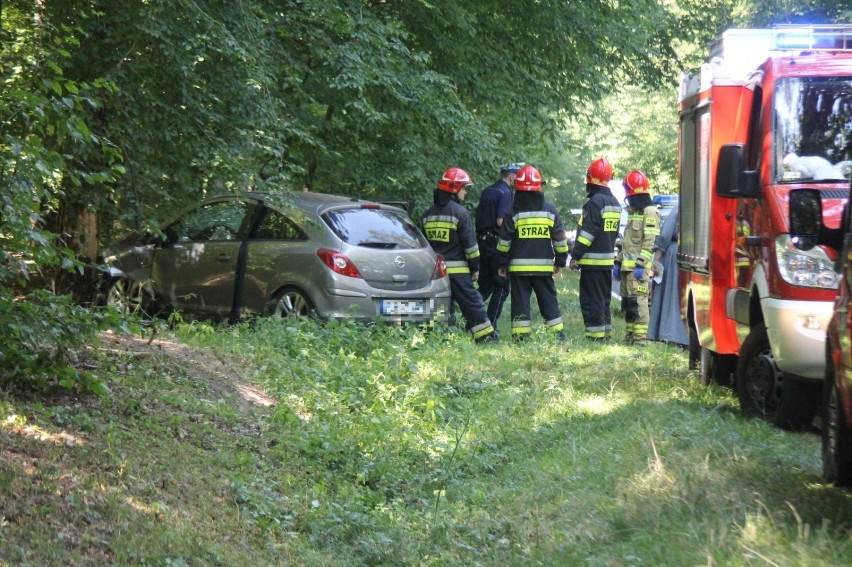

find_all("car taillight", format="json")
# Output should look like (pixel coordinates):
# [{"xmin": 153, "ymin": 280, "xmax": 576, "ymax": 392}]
[
  {"xmin": 317, "ymin": 249, "xmax": 363, "ymax": 278},
  {"xmin": 431, "ymin": 255, "xmax": 448, "ymax": 280}
]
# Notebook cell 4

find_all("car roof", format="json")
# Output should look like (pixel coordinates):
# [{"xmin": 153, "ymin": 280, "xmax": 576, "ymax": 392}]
[{"xmin": 247, "ymin": 191, "xmax": 402, "ymax": 216}]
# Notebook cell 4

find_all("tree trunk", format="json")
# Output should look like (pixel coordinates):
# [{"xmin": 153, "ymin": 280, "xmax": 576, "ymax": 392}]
[{"xmin": 43, "ymin": 200, "xmax": 101, "ymax": 304}]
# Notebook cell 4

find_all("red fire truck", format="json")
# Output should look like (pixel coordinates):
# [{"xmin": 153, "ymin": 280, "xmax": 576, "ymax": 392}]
[{"xmin": 678, "ymin": 25, "xmax": 852, "ymax": 429}]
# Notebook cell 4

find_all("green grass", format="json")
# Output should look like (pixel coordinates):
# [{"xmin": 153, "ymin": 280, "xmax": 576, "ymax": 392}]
[{"xmin": 3, "ymin": 271, "xmax": 852, "ymax": 565}]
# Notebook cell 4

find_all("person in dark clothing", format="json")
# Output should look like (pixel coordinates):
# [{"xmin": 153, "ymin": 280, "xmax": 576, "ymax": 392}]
[
  {"xmin": 569, "ymin": 158, "xmax": 621, "ymax": 341},
  {"xmin": 423, "ymin": 167, "xmax": 498, "ymax": 343},
  {"xmin": 496, "ymin": 165, "xmax": 569, "ymax": 340},
  {"xmin": 475, "ymin": 163, "xmax": 523, "ymax": 332}
]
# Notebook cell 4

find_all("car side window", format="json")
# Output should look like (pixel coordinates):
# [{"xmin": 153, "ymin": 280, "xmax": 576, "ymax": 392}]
[
  {"xmin": 169, "ymin": 201, "xmax": 251, "ymax": 242},
  {"xmin": 253, "ymin": 209, "xmax": 307, "ymax": 241}
]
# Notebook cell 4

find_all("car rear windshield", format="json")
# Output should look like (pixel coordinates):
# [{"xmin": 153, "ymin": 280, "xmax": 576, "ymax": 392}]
[{"xmin": 323, "ymin": 208, "xmax": 428, "ymax": 249}]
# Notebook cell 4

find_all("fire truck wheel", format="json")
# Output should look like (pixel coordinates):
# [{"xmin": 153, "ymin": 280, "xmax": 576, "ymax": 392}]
[
  {"xmin": 823, "ymin": 375, "xmax": 852, "ymax": 486},
  {"xmin": 736, "ymin": 322, "xmax": 783, "ymax": 421},
  {"xmin": 736, "ymin": 322, "xmax": 819, "ymax": 430}
]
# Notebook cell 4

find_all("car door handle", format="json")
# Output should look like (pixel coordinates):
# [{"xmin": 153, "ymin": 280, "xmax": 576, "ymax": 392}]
[{"xmin": 217, "ymin": 253, "xmax": 231, "ymax": 262}]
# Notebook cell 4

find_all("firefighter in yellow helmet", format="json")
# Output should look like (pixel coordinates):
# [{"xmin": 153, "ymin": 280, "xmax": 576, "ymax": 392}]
[
  {"xmin": 613, "ymin": 170, "xmax": 660, "ymax": 345},
  {"xmin": 423, "ymin": 168, "xmax": 498, "ymax": 343}
]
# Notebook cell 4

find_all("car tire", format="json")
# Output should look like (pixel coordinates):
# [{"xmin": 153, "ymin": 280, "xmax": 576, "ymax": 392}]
[
  {"xmin": 106, "ymin": 278, "xmax": 150, "ymax": 317},
  {"xmin": 823, "ymin": 374, "xmax": 852, "ymax": 486},
  {"xmin": 270, "ymin": 287, "xmax": 315, "ymax": 318},
  {"xmin": 735, "ymin": 322, "xmax": 819, "ymax": 430}
]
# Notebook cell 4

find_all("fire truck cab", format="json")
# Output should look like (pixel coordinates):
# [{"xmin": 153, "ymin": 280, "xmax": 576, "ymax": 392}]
[{"xmin": 678, "ymin": 25, "xmax": 852, "ymax": 429}]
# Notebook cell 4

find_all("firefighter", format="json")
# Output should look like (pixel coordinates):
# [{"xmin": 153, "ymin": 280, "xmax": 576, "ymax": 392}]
[
  {"xmin": 496, "ymin": 165, "xmax": 569, "ymax": 339},
  {"xmin": 475, "ymin": 162, "xmax": 523, "ymax": 331},
  {"xmin": 423, "ymin": 167, "xmax": 498, "ymax": 343},
  {"xmin": 613, "ymin": 170, "xmax": 660, "ymax": 345},
  {"xmin": 569, "ymin": 158, "xmax": 621, "ymax": 341}
]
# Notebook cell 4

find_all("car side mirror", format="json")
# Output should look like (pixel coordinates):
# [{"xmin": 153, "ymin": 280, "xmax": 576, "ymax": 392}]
[
  {"xmin": 788, "ymin": 188, "xmax": 822, "ymax": 251},
  {"xmin": 716, "ymin": 144, "xmax": 759, "ymax": 199}
]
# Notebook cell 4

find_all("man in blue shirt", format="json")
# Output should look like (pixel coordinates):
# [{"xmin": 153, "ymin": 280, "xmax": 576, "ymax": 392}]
[{"xmin": 475, "ymin": 163, "xmax": 523, "ymax": 331}]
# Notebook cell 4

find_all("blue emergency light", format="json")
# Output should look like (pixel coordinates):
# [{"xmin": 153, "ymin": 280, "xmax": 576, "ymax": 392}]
[{"xmin": 774, "ymin": 25, "xmax": 852, "ymax": 51}]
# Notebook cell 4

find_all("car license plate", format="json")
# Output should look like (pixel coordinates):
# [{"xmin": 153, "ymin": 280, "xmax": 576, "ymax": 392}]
[{"xmin": 381, "ymin": 299, "xmax": 425, "ymax": 315}]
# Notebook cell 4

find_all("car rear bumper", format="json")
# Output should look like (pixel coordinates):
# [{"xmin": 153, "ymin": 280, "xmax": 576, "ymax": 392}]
[{"xmin": 319, "ymin": 287, "xmax": 452, "ymax": 323}]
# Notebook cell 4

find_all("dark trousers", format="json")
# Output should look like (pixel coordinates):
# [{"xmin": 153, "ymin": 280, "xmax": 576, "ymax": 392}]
[
  {"xmin": 509, "ymin": 275, "xmax": 563, "ymax": 337},
  {"xmin": 477, "ymin": 240, "xmax": 510, "ymax": 325},
  {"xmin": 579, "ymin": 268, "xmax": 612, "ymax": 340},
  {"xmin": 450, "ymin": 274, "xmax": 494, "ymax": 340}
]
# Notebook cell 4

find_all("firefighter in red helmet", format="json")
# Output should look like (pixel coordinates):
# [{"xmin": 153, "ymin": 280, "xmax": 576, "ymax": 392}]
[
  {"xmin": 569, "ymin": 158, "xmax": 621, "ymax": 340},
  {"xmin": 496, "ymin": 165, "xmax": 569, "ymax": 340},
  {"xmin": 423, "ymin": 168, "xmax": 498, "ymax": 343},
  {"xmin": 613, "ymin": 170, "xmax": 660, "ymax": 344}
]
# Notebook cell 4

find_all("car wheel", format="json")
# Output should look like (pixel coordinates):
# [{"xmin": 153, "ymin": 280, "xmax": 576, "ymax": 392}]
[
  {"xmin": 823, "ymin": 375, "xmax": 852, "ymax": 486},
  {"xmin": 271, "ymin": 287, "xmax": 314, "ymax": 318},
  {"xmin": 735, "ymin": 322, "xmax": 819, "ymax": 430},
  {"xmin": 106, "ymin": 278, "xmax": 149, "ymax": 316}
]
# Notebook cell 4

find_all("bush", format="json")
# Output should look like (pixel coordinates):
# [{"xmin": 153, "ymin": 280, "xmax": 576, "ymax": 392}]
[{"xmin": 0, "ymin": 289, "xmax": 122, "ymax": 392}]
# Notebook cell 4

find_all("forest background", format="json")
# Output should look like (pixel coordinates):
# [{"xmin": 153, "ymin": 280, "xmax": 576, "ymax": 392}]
[{"xmin": 1, "ymin": 0, "xmax": 851, "ymax": 388}]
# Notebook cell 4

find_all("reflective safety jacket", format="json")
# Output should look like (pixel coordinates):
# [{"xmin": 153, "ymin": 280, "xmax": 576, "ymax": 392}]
[
  {"xmin": 616, "ymin": 206, "xmax": 661, "ymax": 269},
  {"xmin": 423, "ymin": 197, "xmax": 480, "ymax": 276},
  {"xmin": 495, "ymin": 199, "xmax": 569, "ymax": 275},
  {"xmin": 572, "ymin": 185, "xmax": 620, "ymax": 270}
]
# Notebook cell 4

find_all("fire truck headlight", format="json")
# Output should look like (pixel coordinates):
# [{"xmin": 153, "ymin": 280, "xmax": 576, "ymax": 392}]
[{"xmin": 776, "ymin": 234, "xmax": 838, "ymax": 289}]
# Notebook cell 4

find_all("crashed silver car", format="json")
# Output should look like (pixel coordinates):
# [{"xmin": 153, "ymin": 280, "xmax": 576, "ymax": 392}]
[{"xmin": 102, "ymin": 191, "xmax": 451, "ymax": 323}]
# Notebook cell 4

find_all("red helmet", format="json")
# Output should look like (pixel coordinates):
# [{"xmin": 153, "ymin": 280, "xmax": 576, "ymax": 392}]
[
  {"xmin": 437, "ymin": 167, "xmax": 473, "ymax": 193},
  {"xmin": 514, "ymin": 165, "xmax": 543, "ymax": 192},
  {"xmin": 586, "ymin": 158, "xmax": 613, "ymax": 186},
  {"xmin": 622, "ymin": 169, "xmax": 650, "ymax": 197}
]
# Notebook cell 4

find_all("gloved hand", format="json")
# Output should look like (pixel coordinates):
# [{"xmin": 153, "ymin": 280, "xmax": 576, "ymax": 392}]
[
  {"xmin": 612, "ymin": 263, "xmax": 621, "ymax": 278},
  {"xmin": 633, "ymin": 266, "xmax": 644, "ymax": 280}
]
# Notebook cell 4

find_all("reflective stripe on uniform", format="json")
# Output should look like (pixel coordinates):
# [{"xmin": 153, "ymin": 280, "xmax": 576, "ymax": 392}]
[
  {"xmin": 509, "ymin": 265, "xmax": 554, "ymax": 273},
  {"xmin": 577, "ymin": 251, "xmax": 615, "ymax": 267},
  {"xmin": 577, "ymin": 229, "xmax": 594, "ymax": 246},
  {"xmin": 470, "ymin": 320, "xmax": 495, "ymax": 339},
  {"xmin": 445, "ymin": 260, "xmax": 470, "ymax": 274},
  {"xmin": 511, "ymin": 319, "xmax": 532, "ymax": 335}
]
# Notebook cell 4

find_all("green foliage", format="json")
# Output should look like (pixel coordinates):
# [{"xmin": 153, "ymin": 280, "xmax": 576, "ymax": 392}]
[
  {"xmin": 0, "ymin": 289, "xmax": 120, "ymax": 392},
  {"xmin": 0, "ymin": 2, "xmax": 124, "ymax": 390},
  {"xmin": 25, "ymin": 0, "xmax": 691, "ymax": 236}
]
